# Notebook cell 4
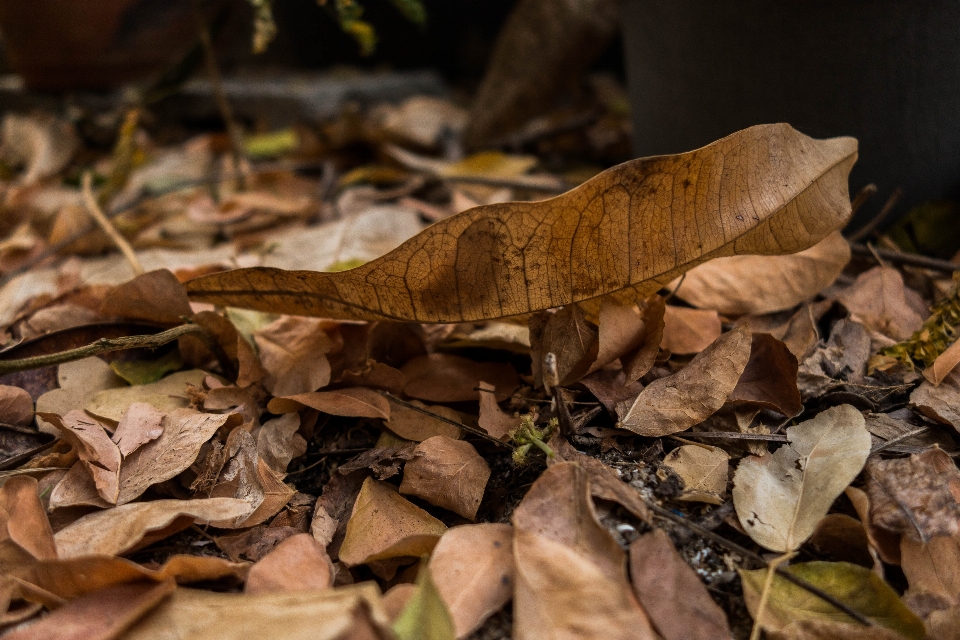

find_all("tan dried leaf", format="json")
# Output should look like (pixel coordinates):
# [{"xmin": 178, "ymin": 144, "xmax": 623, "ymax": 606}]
[
  {"xmin": 39, "ymin": 410, "xmax": 121, "ymax": 504},
  {"xmin": 338, "ymin": 477, "xmax": 447, "ymax": 567},
  {"xmin": 122, "ymin": 583, "xmax": 391, "ymax": 640},
  {"xmin": 112, "ymin": 402, "xmax": 165, "ymax": 458},
  {"xmin": 663, "ymin": 444, "xmax": 729, "ymax": 505},
  {"xmin": 117, "ymin": 409, "xmax": 240, "ymax": 505},
  {"xmin": 620, "ymin": 325, "xmax": 752, "ymax": 436},
  {"xmin": 671, "ymin": 230, "xmax": 850, "ymax": 315},
  {"xmin": 911, "ymin": 369, "xmax": 960, "ymax": 432},
  {"xmin": 99, "ymin": 269, "xmax": 192, "ymax": 325},
  {"xmin": 0, "ymin": 384, "xmax": 33, "ymax": 426},
  {"xmin": 732, "ymin": 404, "xmax": 871, "ymax": 553},
  {"xmin": 399, "ymin": 436, "xmax": 491, "ymax": 521},
  {"xmin": 385, "ymin": 398, "xmax": 462, "ymax": 441},
  {"xmin": 267, "ymin": 387, "xmax": 390, "ymax": 419},
  {"xmin": 924, "ymin": 338, "xmax": 960, "ymax": 387},
  {"xmin": 593, "ymin": 296, "xmax": 665, "ymax": 381},
  {"xmin": 253, "ymin": 316, "xmax": 334, "ymax": 396},
  {"xmin": 53, "ymin": 498, "xmax": 253, "ymax": 558},
  {"xmin": 256, "ymin": 413, "xmax": 307, "ymax": 473},
  {"xmin": 0, "ymin": 476, "xmax": 57, "ymax": 568},
  {"xmin": 477, "ymin": 381, "xmax": 516, "ymax": 440},
  {"xmin": 402, "ymin": 354, "xmax": 519, "ymax": 403},
  {"xmin": 85, "ymin": 369, "xmax": 208, "ymax": 423},
  {"xmin": 187, "ymin": 125, "xmax": 857, "ymax": 322},
  {"xmin": 900, "ymin": 535, "xmax": 960, "ymax": 606},
  {"xmin": 428, "ymin": 524, "xmax": 514, "ymax": 638},
  {"xmin": 629, "ymin": 529, "xmax": 732, "ymax": 640},
  {"xmin": 35, "ymin": 357, "xmax": 125, "ymax": 435},
  {"xmin": 836, "ymin": 266, "xmax": 926, "ymax": 341},
  {"xmin": 245, "ymin": 533, "xmax": 335, "ymax": 595},
  {"xmin": 660, "ymin": 305, "xmax": 721, "ymax": 355},
  {"xmin": 529, "ymin": 305, "xmax": 598, "ymax": 386}
]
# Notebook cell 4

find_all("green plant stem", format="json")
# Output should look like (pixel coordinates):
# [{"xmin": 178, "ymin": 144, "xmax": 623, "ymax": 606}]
[{"xmin": 0, "ymin": 324, "xmax": 236, "ymax": 380}]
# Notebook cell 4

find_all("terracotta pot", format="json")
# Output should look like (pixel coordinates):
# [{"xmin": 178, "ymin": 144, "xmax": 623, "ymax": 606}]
[
  {"xmin": 0, "ymin": 0, "xmax": 199, "ymax": 90},
  {"xmin": 621, "ymin": 0, "xmax": 960, "ymax": 230}
]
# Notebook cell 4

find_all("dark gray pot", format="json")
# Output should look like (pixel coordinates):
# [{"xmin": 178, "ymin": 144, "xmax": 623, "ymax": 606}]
[{"xmin": 621, "ymin": 0, "xmax": 960, "ymax": 230}]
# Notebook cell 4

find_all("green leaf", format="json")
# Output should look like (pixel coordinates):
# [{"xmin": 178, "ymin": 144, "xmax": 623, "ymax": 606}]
[
  {"xmin": 110, "ymin": 348, "xmax": 183, "ymax": 386},
  {"xmin": 393, "ymin": 560, "xmax": 456, "ymax": 640},
  {"xmin": 739, "ymin": 561, "xmax": 925, "ymax": 640}
]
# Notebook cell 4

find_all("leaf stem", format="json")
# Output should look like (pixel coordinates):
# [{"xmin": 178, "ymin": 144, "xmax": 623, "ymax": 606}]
[
  {"xmin": 81, "ymin": 172, "xmax": 144, "ymax": 276},
  {"xmin": 377, "ymin": 391, "xmax": 513, "ymax": 448}
]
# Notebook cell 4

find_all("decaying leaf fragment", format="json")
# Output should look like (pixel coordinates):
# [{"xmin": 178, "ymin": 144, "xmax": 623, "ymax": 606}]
[
  {"xmin": 662, "ymin": 444, "xmax": 729, "ymax": 505},
  {"xmin": 187, "ymin": 124, "xmax": 857, "ymax": 322},
  {"xmin": 620, "ymin": 325, "xmax": 752, "ymax": 436},
  {"xmin": 428, "ymin": 524, "xmax": 514, "ymax": 638},
  {"xmin": 740, "ymin": 561, "xmax": 925, "ymax": 640},
  {"xmin": 733, "ymin": 404, "xmax": 871, "ymax": 553},
  {"xmin": 253, "ymin": 315, "xmax": 335, "ymax": 396},
  {"xmin": 399, "ymin": 436, "xmax": 491, "ymax": 520}
]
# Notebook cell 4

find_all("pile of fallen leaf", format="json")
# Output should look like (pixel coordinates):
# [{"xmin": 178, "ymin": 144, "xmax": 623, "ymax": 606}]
[{"xmin": 0, "ymin": 91, "xmax": 959, "ymax": 640}]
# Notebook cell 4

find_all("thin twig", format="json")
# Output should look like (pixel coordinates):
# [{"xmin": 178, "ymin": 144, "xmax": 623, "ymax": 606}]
[
  {"xmin": 0, "ymin": 421, "xmax": 43, "ymax": 435},
  {"xmin": 285, "ymin": 448, "xmax": 373, "ymax": 476},
  {"xmin": 664, "ymin": 272, "xmax": 687, "ymax": 302},
  {"xmin": 81, "ymin": 172, "xmax": 144, "ymax": 275},
  {"xmin": 377, "ymin": 391, "xmax": 512, "ymax": 448},
  {"xmin": 849, "ymin": 242, "xmax": 959, "ymax": 273},
  {"xmin": 848, "ymin": 183, "xmax": 877, "ymax": 220},
  {"xmin": 192, "ymin": 0, "xmax": 247, "ymax": 189},
  {"xmin": 848, "ymin": 187, "xmax": 902, "ymax": 242},
  {"xmin": 543, "ymin": 353, "xmax": 574, "ymax": 438},
  {"xmin": 0, "ymin": 439, "xmax": 59, "ymax": 471},
  {"xmin": 0, "ymin": 324, "xmax": 233, "ymax": 378},
  {"xmin": 680, "ymin": 432, "xmax": 789, "ymax": 443},
  {"xmin": 870, "ymin": 426, "xmax": 932, "ymax": 455},
  {"xmin": 473, "ymin": 386, "xmax": 598, "ymax": 406},
  {"xmin": 667, "ymin": 434, "xmax": 716, "ymax": 451},
  {"xmin": 642, "ymin": 500, "xmax": 874, "ymax": 627}
]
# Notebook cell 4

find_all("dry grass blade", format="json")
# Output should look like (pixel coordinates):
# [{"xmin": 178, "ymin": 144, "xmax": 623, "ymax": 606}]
[{"xmin": 186, "ymin": 124, "xmax": 856, "ymax": 321}]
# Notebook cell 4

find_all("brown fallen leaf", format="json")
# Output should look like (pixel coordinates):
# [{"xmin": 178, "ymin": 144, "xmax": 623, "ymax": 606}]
[
  {"xmin": 900, "ymin": 535, "xmax": 960, "ymax": 607},
  {"xmin": 620, "ymin": 325, "xmax": 752, "ymax": 436},
  {"xmin": 806, "ymin": 513, "xmax": 874, "ymax": 568},
  {"xmin": 311, "ymin": 471, "xmax": 367, "ymax": 558},
  {"xmin": 184, "ymin": 310, "xmax": 266, "ymax": 387},
  {"xmin": 121, "ymin": 583, "xmax": 391, "ymax": 640},
  {"xmin": 39, "ymin": 410, "xmax": 121, "ymax": 504},
  {"xmin": 401, "ymin": 354, "xmax": 519, "ymax": 403},
  {"xmin": 732, "ymin": 404, "xmax": 871, "ymax": 553},
  {"xmin": 671, "ymin": 230, "xmax": 851, "ymax": 315},
  {"xmin": 662, "ymin": 444, "xmax": 729, "ymax": 505},
  {"xmin": 53, "ymin": 498, "xmax": 252, "ymax": 558},
  {"xmin": 728, "ymin": 333, "xmax": 802, "ymax": 417},
  {"xmin": 48, "ymin": 462, "xmax": 111, "ymax": 510},
  {"xmin": 253, "ymin": 316, "xmax": 334, "ymax": 396},
  {"xmin": 338, "ymin": 477, "xmax": 447, "ymax": 569},
  {"xmin": 592, "ymin": 296, "xmax": 665, "ymax": 380},
  {"xmin": 383, "ymin": 583, "xmax": 418, "ymax": 622},
  {"xmin": 629, "ymin": 529, "xmax": 732, "ymax": 640},
  {"xmin": 579, "ymin": 368, "xmax": 644, "ymax": 417},
  {"xmin": 0, "ymin": 384, "xmax": 33, "ymax": 425},
  {"xmin": 84, "ymin": 369, "xmax": 208, "ymax": 423},
  {"xmin": 385, "ymin": 398, "xmax": 462, "ymax": 441},
  {"xmin": 256, "ymin": 413, "xmax": 306, "ymax": 473},
  {"xmin": 529, "ymin": 305, "xmax": 598, "ymax": 386},
  {"xmin": 923, "ymin": 338, "xmax": 960, "ymax": 387},
  {"xmin": 117, "ymin": 409, "xmax": 241, "ymax": 505},
  {"xmin": 399, "ymin": 436, "xmax": 491, "ymax": 521},
  {"xmin": 187, "ymin": 124, "xmax": 857, "ymax": 322},
  {"xmin": 660, "ymin": 305, "xmax": 722, "ymax": 355},
  {"xmin": 797, "ymin": 318, "xmax": 871, "ymax": 400},
  {"xmin": 0, "ymin": 476, "xmax": 57, "ymax": 571},
  {"xmin": 245, "ymin": 533, "xmax": 335, "ymax": 595},
  {"xmin": 864, "ymin": 412, "xmax": 956, "ymax": 455},
  {"xmin": 513, "ymin": 529, "xmax": 656, "ymax": 640},
  {"xmin": 3, "ymin": 579, "xmax": 176, "ymax": 640},
  {"xmin": 35, "ymin": 357, "xmax": 126, "ymax": 435},
  {"xmin": 477, "ymin": 381, "xmax": 516, "ymax": 439},
  {"xmin": 911, "ymin": 369, "xmax": 960, "ymax": 432},
  {"xmin": 111, "ymin": 402, "xmax": 165, "ymax": 458},
  {"xmin": 216, "ymin": 526, "xmax": 301, "ymax": 563},
  {"xmin": 209, "ymin": 429, "xmax": 296, "ymax": 528},
  {"xmin": 428, "ymin": 523, "xmax": 514, "ymax": 638},
  {"xmin": 20, "ymin": 554, "xmax": 249, "ymax": 602},
  {"xmin": 267, "ymin": 387, "xmax": 390, "ymax": 419},
  {"xmin": 837, "ymin": 266, "xmax": 927, "ymax": 342},
  {"xmin": 99, "ymin": 269, "xmax": 192, "ymax": 325}
]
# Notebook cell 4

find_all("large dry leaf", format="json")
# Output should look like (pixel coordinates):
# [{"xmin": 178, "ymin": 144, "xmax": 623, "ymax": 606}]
[
  {"xmin": 122, "ymin": 583, "xmax": 391, "ymax": 640},
  {"xmin": 35, "ymin": 357, "xmax": 126, "ymax": 435},
  {"xmin": 0, "ymin": 476, "xmax": 57, "ymax": 570},
  {"xmin": 428, "ymin": 524, "xmax": 514, "ymax": 638},
  {"xmin": 117, "ymin": 409, "xmax": 240, "ymax": 505},
  {"xmin": 245, "ymin": 533, "xmax": 334, "ymax": 595},
  {"xmin": 662, "ymin": 444, "xmax": 729, "ymax": 505},
  {"xmin": 399, "ymin": 436, "xmax": 491, "ymax": 521},
  {"xmin": 513, "ymin": 529, "xmax": 656, "ymax": 640},
  {"xmin": 3, "ymin": 580, "xmax": 176, "ymax": 640},
  {"xmin": 253, "ymin": 316, "xmax": 334, "ymax": 396},
  {"xmin": 740, "ymin": 561, "xmax": 925, "ymax": 640},
  {"xmin": 267, "ymin": 387, "xmax": 390, "ymax": 419},
  {"xmin": 836, "ymin": 266, "xmax": 926, "ymax": 342},
  {"xmin": 671, "ymin": 230, "xmax": 851, "ymax": 315},
  {"xmin": 732, "ymin": 404, "xmax": 871, "ymax": 553},
  {"xmin": 338, "ymin": 477, "xmax": 447, "ymax": 567},
  {"xmin": 186, "ymin": 124, "xmax": 857, "ymax": 322},
  {"xmin": 728, "ymin": 332, "xmax": 802, "ymax": 417},
  {"xmin": 99, "ymin": 269, "xmax": 191, "ymax": 325},
  {"xmin": 660, "ymin": 305, "xmax": 722, "ymax": 355},
  {"xmin": 53, "ymin": 498, "xmax": 252, "ymax": 558},
  {"xmin": 0, "ymin": 384, "xmax": 33, "ymax": 425},
  {"xmin": 629, "ymin": 529, "xmax": 732, "ymax": 640},
  {"xmin": 111, "ymin": 402, "xmax": 165, "ymax": 458},
  {"xmin": 85, "ymin": 370, "xmax": 208, "ymax": 423},
  {"xmin": 900, "ymin": 535, "xmax": 960, "ymax": 606},
  {"xmin": 401, "ymin": 354, "xmax": 519, "ymax": 403},
  {"xmin": 620, "ymin": 325, "xmax": 752, "ymax": 436}
]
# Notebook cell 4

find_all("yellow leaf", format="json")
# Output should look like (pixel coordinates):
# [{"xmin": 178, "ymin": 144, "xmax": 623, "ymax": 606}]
[{"xmin": 186, "ymin": 124, "xmax": 857, "ymax": 322}]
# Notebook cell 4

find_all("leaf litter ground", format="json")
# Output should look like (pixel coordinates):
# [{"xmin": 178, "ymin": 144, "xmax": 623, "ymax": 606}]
[{"xmin": 0, "ymin": 88, "xmax": 958, "ymax": 640}]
